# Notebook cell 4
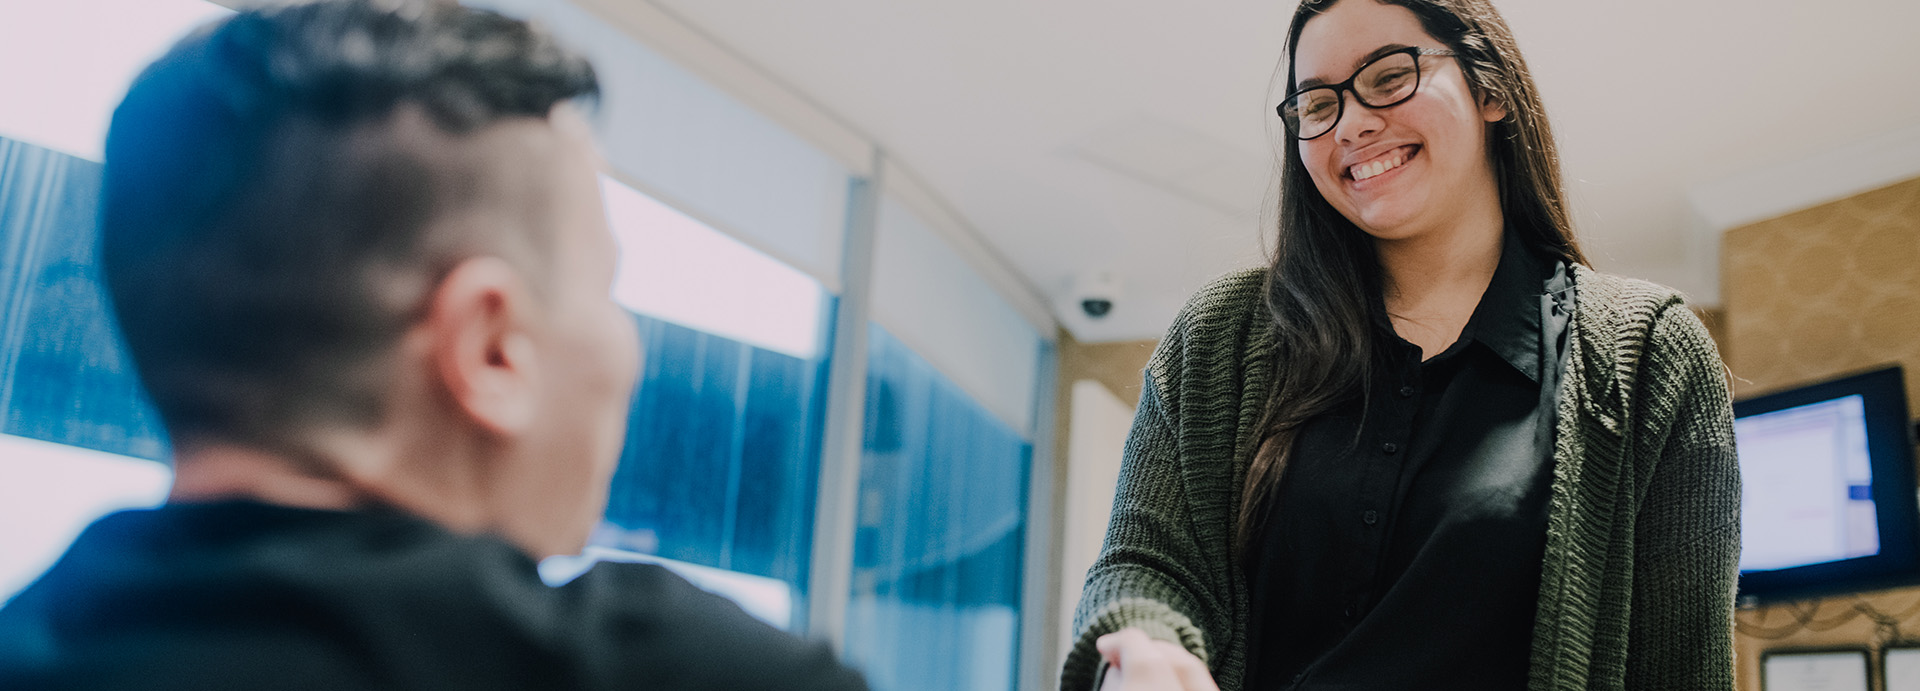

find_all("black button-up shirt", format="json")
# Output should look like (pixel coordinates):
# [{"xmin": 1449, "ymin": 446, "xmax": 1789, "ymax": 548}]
[{"xmin": 1243, "ymin": 233, "xmax": 1575, "ymax": 690}]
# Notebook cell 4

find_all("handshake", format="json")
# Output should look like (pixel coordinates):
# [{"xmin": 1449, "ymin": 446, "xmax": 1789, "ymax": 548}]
[{"xmin": 1097, "ymin": 628, "xmax": 1220, "ymax": 691}]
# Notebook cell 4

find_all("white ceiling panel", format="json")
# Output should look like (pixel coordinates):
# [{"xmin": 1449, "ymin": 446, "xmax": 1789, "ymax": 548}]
[{"xmin": 637, "ymin": 0, "xmax": 1920, "ymax": 340}]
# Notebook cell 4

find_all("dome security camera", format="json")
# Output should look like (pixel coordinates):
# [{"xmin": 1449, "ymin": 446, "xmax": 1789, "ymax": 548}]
[{"xmin": 1068, "ymin": 272, "xmax": 1121, "ymax": 321}]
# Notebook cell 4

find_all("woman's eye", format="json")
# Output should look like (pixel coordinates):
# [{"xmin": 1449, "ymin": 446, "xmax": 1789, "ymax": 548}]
[{"xmin": 1369, "ymin": 68, "xmax": 1414, "ymax": 90}]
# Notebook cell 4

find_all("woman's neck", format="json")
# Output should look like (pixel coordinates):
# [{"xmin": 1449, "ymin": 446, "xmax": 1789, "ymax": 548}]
[{"xmin": 1374, "ymin": 212, "xmax": 1505, "ymax": 358}]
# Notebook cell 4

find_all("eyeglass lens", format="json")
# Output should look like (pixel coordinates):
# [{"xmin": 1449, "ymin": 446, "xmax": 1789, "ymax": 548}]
[{"xmin": 1283, "ymin": 51, "xmax": 1423, "ymax": 140}]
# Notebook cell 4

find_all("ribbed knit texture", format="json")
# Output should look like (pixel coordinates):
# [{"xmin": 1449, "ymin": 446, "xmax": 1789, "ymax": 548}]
[{"xmin": 1061, "ymin": 266, "xmax": 1739, "ymax": 691}]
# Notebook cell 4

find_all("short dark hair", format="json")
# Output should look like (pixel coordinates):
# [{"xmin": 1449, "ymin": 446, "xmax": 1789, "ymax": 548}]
[{"xmin": 100, "ymin": 0, "xmax": 599, "ymax": 449}]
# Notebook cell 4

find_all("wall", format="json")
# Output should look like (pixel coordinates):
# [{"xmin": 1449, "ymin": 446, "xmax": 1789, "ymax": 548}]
[
  {"xmin": 1721, "ymin": 176, "xmax": 1920, "ymax": 691},
  {"xmin": 1057, "ymin": 380, "xmax": 1136, "ymax": 667},
  {"xmin": 1043, "ymin": 331, "xmax": 1157, "ymax": 676},
  {"xmin": 1058, "ymin": 333, "xmax": 1158, "ymax": 411}
]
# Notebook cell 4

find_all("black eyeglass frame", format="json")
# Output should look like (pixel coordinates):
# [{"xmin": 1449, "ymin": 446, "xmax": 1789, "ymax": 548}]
[{"xmin": 1277, "ymin": 46, "xmax": 1457, "ymax": 141}]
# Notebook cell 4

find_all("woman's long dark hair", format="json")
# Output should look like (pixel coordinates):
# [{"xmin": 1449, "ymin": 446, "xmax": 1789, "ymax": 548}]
[{"xmin": 1238, "ymin": 0, "xmax": 1589, "ymax": 552}]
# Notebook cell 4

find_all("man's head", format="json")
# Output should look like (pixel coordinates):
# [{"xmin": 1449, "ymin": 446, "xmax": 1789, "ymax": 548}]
[{"xmin": 101, "ymin": 0, "xmax": 640, "ymax": 557}]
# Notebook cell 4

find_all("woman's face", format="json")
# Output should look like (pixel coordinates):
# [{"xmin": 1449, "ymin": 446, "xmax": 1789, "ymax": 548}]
[{"xmin": 1292, "ymin": 0, "xmax": 1506, "ymax": 242}]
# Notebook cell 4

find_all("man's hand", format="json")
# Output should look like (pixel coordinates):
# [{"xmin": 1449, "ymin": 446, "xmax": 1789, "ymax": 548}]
[{"xmin": 1095, "ymin": 628, "xmax": 1219, "ymax": 691}]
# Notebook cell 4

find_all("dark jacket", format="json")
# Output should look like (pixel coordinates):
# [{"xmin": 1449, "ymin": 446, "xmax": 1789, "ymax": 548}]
[{"xmin": 0, "ymin": 501, "xmax": 868, "ymax": 691}]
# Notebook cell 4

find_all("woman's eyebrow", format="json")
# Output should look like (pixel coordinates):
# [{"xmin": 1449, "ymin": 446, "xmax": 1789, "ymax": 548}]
[{"xmin": 1297, "ymin": 43, "xmax": 1417, "ymax": 90}]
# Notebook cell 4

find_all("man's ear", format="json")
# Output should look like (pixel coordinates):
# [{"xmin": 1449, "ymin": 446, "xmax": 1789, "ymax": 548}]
[{"xmin": 424, "ymin": 256, "xmax": 540, "ymax": 437}]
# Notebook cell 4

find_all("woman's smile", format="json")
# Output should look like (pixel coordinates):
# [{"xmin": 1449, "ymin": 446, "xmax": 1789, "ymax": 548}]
[{"xmin": 1344, "ymin": 143, "xmax": 1421, "ymax": 189}]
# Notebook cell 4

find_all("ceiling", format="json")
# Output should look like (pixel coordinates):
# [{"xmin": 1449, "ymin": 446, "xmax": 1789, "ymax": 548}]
[{"xmin": 638, "ymin": 0, "xmax": 1920, "ymax": 342}]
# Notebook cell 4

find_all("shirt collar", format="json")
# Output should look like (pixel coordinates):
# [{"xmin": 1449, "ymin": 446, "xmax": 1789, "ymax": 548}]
[{"xmin": 1462, "ymin": 229, "xmax": 1558, "ymax": 383}]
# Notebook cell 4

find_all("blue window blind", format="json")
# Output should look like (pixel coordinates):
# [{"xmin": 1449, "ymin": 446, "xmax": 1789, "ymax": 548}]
[
  {"xmin": 598, "ymin": 311, "xmax": 831, "ymax": 594},
  {"xmin": 0, "ymin": 136, "xmax": 166, "ymax": 459},
  {"xmin": 0, "ymin": 137, "xmax": 173, "ymax": 604},
  {"xmin": 846, "ymin": 323, "xmax": 1031, "ymax": 691}
]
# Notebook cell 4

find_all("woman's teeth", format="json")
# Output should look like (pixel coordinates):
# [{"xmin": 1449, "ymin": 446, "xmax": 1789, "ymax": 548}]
[{"xmin": 1350, "ymin": 151, "xmax": 1409, "ymax": 181}]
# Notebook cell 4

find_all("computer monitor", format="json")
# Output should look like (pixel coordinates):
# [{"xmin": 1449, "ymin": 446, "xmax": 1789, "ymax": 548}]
[{"xmin": 1735, "ymin": 366, "xmax": 1920, "ymax": 605}]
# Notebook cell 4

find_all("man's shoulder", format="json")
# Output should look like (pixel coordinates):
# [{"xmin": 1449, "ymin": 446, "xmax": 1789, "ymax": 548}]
[
  {"xmin": 1, "ymin": 505, "xmax": 866, "ymax": 690},
  {"xmin": 0, "ymin": 503, "xmax": 569, "ymax": 688},
  {"xmin": 558, "ymin": 562, "xmax": 867, "ymax": 690}
]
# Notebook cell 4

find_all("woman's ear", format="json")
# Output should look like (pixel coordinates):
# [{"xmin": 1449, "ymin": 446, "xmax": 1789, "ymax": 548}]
[{"xmin": 1479, "ymin": 89, "xmax": 1510, "ymax": 123}]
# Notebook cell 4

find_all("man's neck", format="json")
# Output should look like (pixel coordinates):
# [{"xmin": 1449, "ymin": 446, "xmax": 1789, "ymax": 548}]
[
  {"xmin": 168, "ymin": 436, "xmax": 541, "ymax": 556},
  {"xmin": 168, "ymin": 443, "xmax": 375, "ymax": 510}
]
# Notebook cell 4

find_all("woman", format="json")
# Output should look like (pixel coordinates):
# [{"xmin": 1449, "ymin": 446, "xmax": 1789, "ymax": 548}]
[{"xmin": 1061, "ymin": 0, "xmax": 1740, "ymax": 689}]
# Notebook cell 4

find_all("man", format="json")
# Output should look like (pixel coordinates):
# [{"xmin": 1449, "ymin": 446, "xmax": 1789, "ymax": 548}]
[{"xmin": 0, "ymin": 2, "xmax": 866, "ymax": 689}]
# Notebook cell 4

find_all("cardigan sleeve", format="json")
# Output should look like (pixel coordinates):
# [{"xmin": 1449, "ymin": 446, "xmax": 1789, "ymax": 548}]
[
  {"xmin": 1058, "ymin": 375, "xmax": 1219, "ymax": 691},
  {"xmin": 1623, "ymin": 304, "xmax": 1741, "ymax": 690}
]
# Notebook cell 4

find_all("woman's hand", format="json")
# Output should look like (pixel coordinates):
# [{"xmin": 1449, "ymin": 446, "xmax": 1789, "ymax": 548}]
[{"xmin": 1095, "ymin": 628, "xmax": 1219, "ymax": 691}]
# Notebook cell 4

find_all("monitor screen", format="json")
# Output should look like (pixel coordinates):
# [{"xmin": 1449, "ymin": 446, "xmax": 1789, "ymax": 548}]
[
  {"xmin": 1737, "ymin": 395, "xmax": 1879, "ymax": 572},
  {"xmin": 1733, "ymin": 365, "xmax": 1920, "ymax": 603}
]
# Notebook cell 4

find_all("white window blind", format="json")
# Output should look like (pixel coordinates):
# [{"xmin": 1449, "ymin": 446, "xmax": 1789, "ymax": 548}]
[
  {"xmin": 871, "ymin": 196, "xmax": 1042, "ymax": 438},
  {"xmin": 471, "ymin": 0, "xmax": 853, "ymax": 293}
]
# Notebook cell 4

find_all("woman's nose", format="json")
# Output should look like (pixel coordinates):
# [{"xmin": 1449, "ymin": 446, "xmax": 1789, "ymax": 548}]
[{"xmin": 1335, "ymin": 89, "xmax": 1386, "ymax": 143}]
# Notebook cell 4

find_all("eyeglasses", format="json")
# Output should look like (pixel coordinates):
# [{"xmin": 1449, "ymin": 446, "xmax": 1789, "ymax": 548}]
[{"xmin": 1277, "ymin": 46, "xmax": 1456, "ymax": 141}]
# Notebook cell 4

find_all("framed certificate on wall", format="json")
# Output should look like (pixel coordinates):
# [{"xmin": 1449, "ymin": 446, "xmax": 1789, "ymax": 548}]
[
  {"xmin": 1885, "ymin": 646, "xmax": 1920, "ymax": 690},
  {"xmin": 1760, "ymin": 649, "xmax": 1869, "ymax": 691}
]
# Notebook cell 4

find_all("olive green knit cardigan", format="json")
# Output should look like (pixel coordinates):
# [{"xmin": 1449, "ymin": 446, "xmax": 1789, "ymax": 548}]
[{"xmin": 1062, "ymin": 266, "xmax": 1740, "ymax": 691}]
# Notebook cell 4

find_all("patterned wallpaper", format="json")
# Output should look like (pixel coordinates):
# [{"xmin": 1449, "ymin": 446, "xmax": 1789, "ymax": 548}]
[
  {"xmin": 1722, "ymin": 175, "xmax": 1920, "ymax": 691},
  {"xmin": 1724, "ymin": 177, "xmax": 1920, "ymax": 401}
]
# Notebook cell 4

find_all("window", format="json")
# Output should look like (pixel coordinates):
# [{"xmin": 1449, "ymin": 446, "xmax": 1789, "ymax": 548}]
[
  {"xmin": 0, "ymin": 137, "xmax": 172, "ymax": 603},
  {"xmin": 596, "ymin": 313, "xmax": 830, "ymax": 598},
  {"xmin": 845, "ymin": 324, "xmax": 1031, "ymax": 691},
  {"xmin": 589, "ymin": 177, "xmax": 835, "ymax": 627},
  {"xmin": 0, "ymin": 0, "xmax": 228, "ymax": 604},
  {"xmin": 0, "ymin": 0, "xmax": 231, "ymax": 161},
  {"xmin": 0, "ymin": 435, "xmax": 169, "ymax": 603}
]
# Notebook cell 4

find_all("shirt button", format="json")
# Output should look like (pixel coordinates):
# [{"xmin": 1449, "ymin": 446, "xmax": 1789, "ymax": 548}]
[
  {"xmin": 1398, "ymin": 385, "xmax": 1415, "ymax": 398},
  {"xmin": 1382, "ymin": 442, "xmax": 1399, "ymax": 454},
  {"xmin": 1363, "ymin": 510, "xmax": 1379, "ymax": 526}
]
